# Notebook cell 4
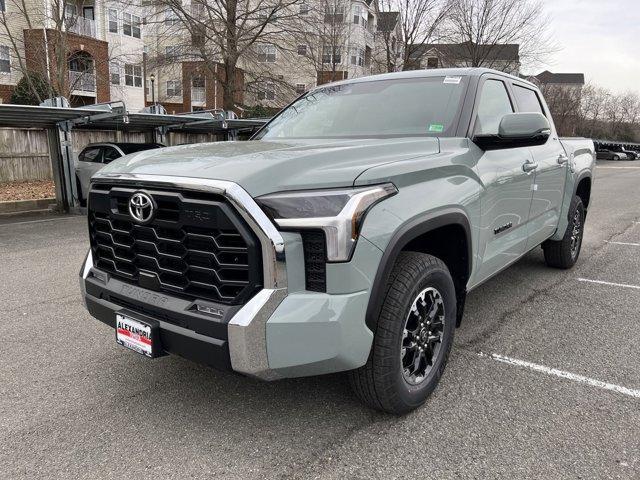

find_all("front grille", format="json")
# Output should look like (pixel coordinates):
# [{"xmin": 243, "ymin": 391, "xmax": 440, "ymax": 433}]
[
  {"xmin": 88, "ymin": 185, "xmax": 263, "ymax": 305},
  {"xmin": 301, "ymin": 230, "xmax": 327, "ymax": 292}
]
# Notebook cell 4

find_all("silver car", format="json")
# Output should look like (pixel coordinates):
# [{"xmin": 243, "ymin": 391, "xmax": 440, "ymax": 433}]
[{"xmin": 75, "ymin": 142, "xmax": 164, "ymax": 204}]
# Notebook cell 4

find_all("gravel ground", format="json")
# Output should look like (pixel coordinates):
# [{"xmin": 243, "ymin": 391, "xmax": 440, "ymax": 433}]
[
  {"xmin": 0, "ymin": 160, "xmax": 639, "ymax": 479},
  {"xmin": 0, "ymin": 180, "xmax": 55, "ymax": 202}
]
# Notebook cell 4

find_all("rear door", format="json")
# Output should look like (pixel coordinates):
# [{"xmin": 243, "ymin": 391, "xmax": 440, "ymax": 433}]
[
  {"xmin": 472, "ymin": 77, "xmax": 536, "ymax": 284},
  {"xmin": 510, "ymin": 83, "xmax": 567, "ymax": 248}
]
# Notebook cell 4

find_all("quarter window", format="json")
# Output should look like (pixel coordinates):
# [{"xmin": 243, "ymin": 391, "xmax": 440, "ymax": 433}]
[
  {"xmin": 512, "ymin": 85, "xmax": 545, "ymax": 115},
  {"xmin": 103, "ymin": 147, "xmax": 121, "ymax": 163},
  {"xmin": 474, "ymin": 79, "xmax": 513, "ymax": 135}
]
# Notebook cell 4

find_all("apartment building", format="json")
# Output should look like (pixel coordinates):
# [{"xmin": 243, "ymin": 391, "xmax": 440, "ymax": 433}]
[
  {"xmin": 142, "ymin": 0, "xmax": 384, "ymax": 112},
  {"xmin": 0, "ymin": 0, "xmax": 146, "ymax": 109}
]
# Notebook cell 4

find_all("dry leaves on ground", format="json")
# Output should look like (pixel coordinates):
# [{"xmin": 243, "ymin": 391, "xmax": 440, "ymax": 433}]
[{"xmin": 0, "ymin": 180, "xmax": 56, "ymax": 202}]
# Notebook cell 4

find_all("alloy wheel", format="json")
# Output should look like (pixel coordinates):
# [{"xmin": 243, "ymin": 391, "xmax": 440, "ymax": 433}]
[{"xmin": 401, "ymin": 287, "xmax": 446, "ymax": 385}]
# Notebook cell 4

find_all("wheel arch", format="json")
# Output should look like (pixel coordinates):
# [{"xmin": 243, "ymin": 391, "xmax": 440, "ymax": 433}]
[
  {"xmin": 365, "ymin": 209, "xmax": 472, "ymax": 332},
  {"xmin": 574, "ymin": 173, "xmax": 592, "ymax": 211}
]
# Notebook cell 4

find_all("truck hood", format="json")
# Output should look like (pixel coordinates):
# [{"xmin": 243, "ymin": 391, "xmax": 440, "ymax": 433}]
[{"xmin": 99, "ymin": 138, "xmax": 440, "ymax": 196}]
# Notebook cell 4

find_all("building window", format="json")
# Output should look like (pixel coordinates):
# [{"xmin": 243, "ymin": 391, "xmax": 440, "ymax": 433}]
[
  {"xmin": 124, "ymin": 64, "xmax": 142, "ymax": 87},
  {"xmin": 295, "ymin": 83, "xmax": 306, "ymax": 95},
  {"xmin": 165, "ymin": 8, "xmax": 179, "ymax": 25},
  {"xmin": 165, "ymin": 45, "xmax": 181, "ymax": 59},
  {"xmin": 191, "ymin": 0, "xmax": 205, "ymax": 17},
  {"xmin": 123, "ymin": 13, "xmax": 141, "ymax": 38},
  {"xmin": 297, "ymin": 44, "xmax": 307, "ymax": 56},
  {"xmin": 353, "ymin": 5, "xmax": 366, "ymax": 26},
  {"xmin": 109, "ymin": 62, "xmax": 120, "ymax": 85},
  {"xmin": 324, "ymin": 3, "xmax": 344, "ymax": 23},
  {"xmin": 257, "ymin": 44, "xmax": 276, "ymax": 63},
  {"xmin": 166, "ymin": 80, "xmax": 181, "ymax": 97},
  {"xmin": 299, "ymin": 3, "xmax": 309, "ymax": 14},
  {"xmin": 108, "ymin": 9, "xmax": 118, "ymax": 33},
  {"xmin": 192, "ymin": 76, "xmax": 205, "ymax": 88},
  {"xmin": 257, "ymin": 83, "xmax": 275, "ymax": 101},
  {"xmin": 350, "ymin": 47, "xmax": 364, "ymax": 66},
  {"xmin": 1, "ymin": 0, "xmax": 6, "ymax": 12},
  {"xmin": 426, "ymin": 57, "xmax": 439, "ymax": 69},
  {"xmin": 0, "ymin": 45, "xmax": 10, "ymax": 73},
  {"xmin": 322, "ymin": 45, "xmax": 341, "ymax": 64}
]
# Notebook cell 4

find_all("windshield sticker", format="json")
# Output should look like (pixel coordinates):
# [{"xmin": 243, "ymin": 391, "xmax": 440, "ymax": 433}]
[
  {"xmin": 428, "ymin": 124, "xmax": 444, "ymax": 133},
  {"xmin": 443, "ymin": 76, "xmax": 462, "ymax": 85}
]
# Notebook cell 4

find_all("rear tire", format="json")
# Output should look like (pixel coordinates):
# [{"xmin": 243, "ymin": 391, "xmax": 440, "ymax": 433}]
[
  {"xmin": 349, "ymin": 252, "xmax": 456, "ymax": 415},
  {"xmin": 543, "ymin": 195, "xmax": 585, "ymax": 269}
]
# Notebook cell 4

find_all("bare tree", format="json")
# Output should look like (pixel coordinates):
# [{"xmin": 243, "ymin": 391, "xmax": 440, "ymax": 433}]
[
  {"xmin": 285, "ymin": 0, "xmax": 351, "ymax": 85},
  {"xmin": 0, "ymin": 0, "xmax": 114, "ymax": 103},
  {"xmin": 445, "ymin": 0, "xmax": 557, "ymax": 72},
  {"xmin": 377, "ymin": 0, "xmax": 453, "ymax": 71},
  {"xmin": 146, "ymin": 0, "xmax": 302, "ymax": 111}
]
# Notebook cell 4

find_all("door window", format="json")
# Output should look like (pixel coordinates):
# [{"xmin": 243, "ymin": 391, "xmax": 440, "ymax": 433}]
[
  {"xmin": 474, "ymin": 80, "xmax": 513, "ymax": 135},
  {"xmin": 512, "ymin": 85, "xmax": 544, "ymax": 114},
  {"xmin": 80, "ymin": 147, "xmax": 102, "ymax": 163},
  {"xmin": 103, "ymin": 147, "xmax": 121, "ymax": 163}
]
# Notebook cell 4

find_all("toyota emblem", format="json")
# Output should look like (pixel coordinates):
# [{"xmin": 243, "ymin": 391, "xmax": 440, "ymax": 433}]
[{"xmin": 129, "ymin": 192, "xmax": 155, "ymax": 224}]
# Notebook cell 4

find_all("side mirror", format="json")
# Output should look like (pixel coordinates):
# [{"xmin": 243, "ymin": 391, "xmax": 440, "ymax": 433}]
[{"xmin": 474, "ymin": 113, "xmax": 551, "ymax": 151}]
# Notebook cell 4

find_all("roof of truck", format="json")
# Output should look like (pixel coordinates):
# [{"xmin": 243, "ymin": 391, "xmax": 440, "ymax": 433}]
[{"xmin": 313, "ymin": 68, "xmax": 537, "ymax": 91}]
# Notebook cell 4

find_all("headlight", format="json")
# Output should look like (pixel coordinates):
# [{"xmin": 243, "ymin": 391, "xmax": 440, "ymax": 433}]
[{"xmin": 256, "ymin": 183, "xmax": 397, "ymax": 262}]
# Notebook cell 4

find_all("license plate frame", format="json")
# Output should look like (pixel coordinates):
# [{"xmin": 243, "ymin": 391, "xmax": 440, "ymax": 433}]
[{"xmin": 115, "ymin": 313, "xmax": 161, "ymax": 358}]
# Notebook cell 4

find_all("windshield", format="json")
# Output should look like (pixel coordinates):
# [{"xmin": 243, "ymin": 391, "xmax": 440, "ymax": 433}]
[{"xmin": 254, "ymin": 76, "xmax": 468, "ymax": 140}]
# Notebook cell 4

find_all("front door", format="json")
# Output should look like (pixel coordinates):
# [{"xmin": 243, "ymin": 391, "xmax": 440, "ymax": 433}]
[{"xmin": 471, "ymin": 78, "xmax": 536, "ymax": 285}]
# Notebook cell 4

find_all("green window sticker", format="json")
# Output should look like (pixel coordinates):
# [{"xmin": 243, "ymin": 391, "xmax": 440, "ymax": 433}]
[{"xmin": 428, "ymin": 124, "xmax": 444, "ymax": 133}]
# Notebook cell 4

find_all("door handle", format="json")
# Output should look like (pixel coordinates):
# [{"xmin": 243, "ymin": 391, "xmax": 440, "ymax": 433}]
[
  {"xmin": 558, "ymin": 154, "xmax": 569, "ymax": 164},
  {"xmin": 522, "ymin": 161, "xmax": 538, "ymax": 173}
]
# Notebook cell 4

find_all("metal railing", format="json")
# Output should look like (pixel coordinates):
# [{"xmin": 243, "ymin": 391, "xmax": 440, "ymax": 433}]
[
  {"xmin": 66, "ymin": 16, "xmax": 97, "ymax": 38},
  {"xmin": 191, "ymin": 87, "xmax": 206, "ymax": 103},
  {"xmin": 69, "ymin": 71, "xmax": 96, "ymax": 92}
]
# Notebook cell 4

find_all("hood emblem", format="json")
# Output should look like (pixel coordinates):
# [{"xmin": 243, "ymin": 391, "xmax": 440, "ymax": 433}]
[{"xmin": 129, "ymin": 192, "xmax": 155, "ymax": 224}]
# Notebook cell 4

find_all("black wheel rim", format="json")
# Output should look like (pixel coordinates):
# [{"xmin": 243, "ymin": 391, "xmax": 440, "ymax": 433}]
[
  {"xmin": 570, "ymin": 208, "xmax": 583, "ymax": 258},
  {"xmin": 401, "ymin": 287, "xmax": 446, "ymax": 385}
]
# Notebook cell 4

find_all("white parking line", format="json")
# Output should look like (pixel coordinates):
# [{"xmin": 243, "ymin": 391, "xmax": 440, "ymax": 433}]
[
  {"xmin": 597, "ymin": 166, "xmax": 640, "ymax": 170},
  {"xmin": 577, "ymin": 278, "xmax": 640, "ymax": 290},
  {"xmin": 605, "ymin": 240, "xmax": 640, "ymax": 246},
  {"xmin": 0, "ymin": 216, "xmax": 79, "ymax": 227},
  {"xmin": 478, "ymin": 352, "xmax": 640, "ymax": 399}
]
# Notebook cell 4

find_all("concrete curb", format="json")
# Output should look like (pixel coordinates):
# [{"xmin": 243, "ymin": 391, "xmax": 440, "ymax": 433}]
[{"xmin": 0, "ymin": 198, "xmax": 57, "ymax": 215}]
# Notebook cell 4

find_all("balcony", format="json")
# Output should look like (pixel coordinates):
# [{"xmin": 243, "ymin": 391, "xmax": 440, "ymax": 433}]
[
  {"xmin": 69, "ymin": 70, "xmax": 96, "ymax": 94},
  {"xmin": 65, "ymin": 15, "xmax": 97, "ymax": 38},
  {"xmin": 191, "ymin": 87, "xmax": 206, "ymax": 104}
]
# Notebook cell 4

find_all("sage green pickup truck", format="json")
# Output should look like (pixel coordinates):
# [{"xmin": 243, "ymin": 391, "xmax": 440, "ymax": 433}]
[{"xmin": 80, "ymin": 68, "xmax": 595, "ymax": 414}]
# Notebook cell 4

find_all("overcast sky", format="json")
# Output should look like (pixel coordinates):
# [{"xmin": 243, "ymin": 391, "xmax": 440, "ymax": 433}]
[{"xmin": 537, "ymin": 0, "xmax": 640, "ymax": 94}]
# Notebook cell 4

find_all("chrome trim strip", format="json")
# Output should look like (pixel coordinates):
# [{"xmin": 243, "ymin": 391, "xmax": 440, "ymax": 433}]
[{"xmin": 89, "ymin": 172, "xmax": 288, "ymax": 379}]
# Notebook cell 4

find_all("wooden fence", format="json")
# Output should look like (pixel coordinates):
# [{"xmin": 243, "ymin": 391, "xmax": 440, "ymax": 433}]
[{"xmin": 0, "ymin": 128, "xmax": 219, "ymax": 182}]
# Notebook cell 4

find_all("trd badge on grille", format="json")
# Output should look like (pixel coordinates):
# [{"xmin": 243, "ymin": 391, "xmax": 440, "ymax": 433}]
[{"xmin": 129, "ymin": 191, "xmax": 155, "ymax": 224}]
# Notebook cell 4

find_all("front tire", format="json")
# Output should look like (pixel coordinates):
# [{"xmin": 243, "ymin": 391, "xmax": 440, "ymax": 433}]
[
  {"xmin": 542, "ymin": 195, "xmax": 585, "ymax": 269},
  {"xmin": 613, "ymin": 155, "xmax": 619, "ymax": 161},
  {"xmin": 349, "ymin": 252, "xmax": 456, "ymax": 415}
]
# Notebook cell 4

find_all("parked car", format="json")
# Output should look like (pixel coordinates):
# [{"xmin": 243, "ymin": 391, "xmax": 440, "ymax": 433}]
[
  {"xmin": 617, "ymin": 148, "xmax": 639, "ymax": 160},
  {"xmin": 75, "ymin": 142, "xmax": 164, "ymax": 205},
  {"xmin": 596, "ymin": 149, "xmax": 628, "ymax": 161},
  {"xmin": 79, "ymin": 68, "xmax": 595, "ymax": 414}
]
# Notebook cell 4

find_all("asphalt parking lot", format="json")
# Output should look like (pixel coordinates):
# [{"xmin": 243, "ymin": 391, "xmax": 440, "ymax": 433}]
[{"xmin": 1, "ymin": 160, "xmax": 639, "ymax": 479}]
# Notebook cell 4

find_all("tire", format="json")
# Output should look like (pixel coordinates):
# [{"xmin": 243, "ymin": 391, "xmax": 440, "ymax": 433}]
[
  {"xmin": 542, "ymin": 195, "xmax": 585, "ymax": 269},
  {"xmin": 613, "ymin": 155, "xmax": 619, "ymax": 161},
  {"xmin": 349, "ymin": 252, "xmax": 456, "ymax": 415}
]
